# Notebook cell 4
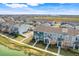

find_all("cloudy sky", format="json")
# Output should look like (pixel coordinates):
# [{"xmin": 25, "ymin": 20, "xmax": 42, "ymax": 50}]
[{"xmin": 0, "ymin": 3, "xmax": 79, "ymax": 15}]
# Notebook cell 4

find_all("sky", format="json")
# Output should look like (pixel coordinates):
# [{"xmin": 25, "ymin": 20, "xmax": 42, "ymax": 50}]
[{"xmin": 0, "ymin": 3, "xmax": 79, "ymax": 15}]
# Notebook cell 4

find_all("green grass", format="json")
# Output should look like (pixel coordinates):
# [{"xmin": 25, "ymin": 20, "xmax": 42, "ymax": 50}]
[
  {"xmin": 14, "ymin": 35, "xmax": 25, "ymax": 41},
  {"xmin": 0, "ymin": 35, "xmax": 27, "ymax": 56},
  {"xmin": 0, "ymin": 44, "xmax": 27, "ymax": 56},
  {"xmin": 29, "ymin": 40, "xmax": 79, "ymax": 56},
  {"xmin": 0, "ymin": 35, "xmax": 53, "ymax": 56},
  {"xmin": 60, "ymin": 49, "xmax": 76, "ymax": 56}
]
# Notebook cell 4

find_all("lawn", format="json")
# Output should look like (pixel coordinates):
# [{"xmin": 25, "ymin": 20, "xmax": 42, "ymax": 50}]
[
  {"xmin": 0, "ymin": 35, "xmax": 54, "ymax": 56},
  {"xmin": 0, "ymin": 35, "xmax": 27, "ymax": 56},
  {"xmin": 0, "ymin": 44, "xmax": 27, "ymax": 56},
  {"xmin": 14, "ymin": 35, "xmax": 25, "ymax": 41},
  {"xmin": 29, "ymin": 40, "xmax": 79, "ymax": 56},
  {"xmin": 23, "ymin": 37, "xmax": 33, "ymax": 44},
  {"xmin": 0, "ymin": 35, "xmax": 32, "ymax": 56}
]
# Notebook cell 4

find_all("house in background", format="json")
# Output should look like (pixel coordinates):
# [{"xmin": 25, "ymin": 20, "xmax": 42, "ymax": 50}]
[{"xmin": 0, "ymin": 23, "xmax": 33, "ymax": 37}]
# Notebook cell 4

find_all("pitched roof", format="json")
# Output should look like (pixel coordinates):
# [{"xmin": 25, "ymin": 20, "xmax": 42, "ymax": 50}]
[
  {"xmin": 34, "ymin": 25, "xmax": 62, "ymax": 33},
  {"xmin": 34, "ymin": 25, "xmax": 79, "ymax": 36}
]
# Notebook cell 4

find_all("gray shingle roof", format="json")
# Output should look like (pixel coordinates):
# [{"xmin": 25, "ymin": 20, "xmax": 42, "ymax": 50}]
[{"xmin": 34, "ymin": 25, "xmax": 79, "ymax": 36}]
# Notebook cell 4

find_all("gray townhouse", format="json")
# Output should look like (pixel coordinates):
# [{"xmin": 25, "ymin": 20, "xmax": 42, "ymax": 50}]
[{"xmin": 33, "ymin": 25, "xmax": 79, "ymax": 49}]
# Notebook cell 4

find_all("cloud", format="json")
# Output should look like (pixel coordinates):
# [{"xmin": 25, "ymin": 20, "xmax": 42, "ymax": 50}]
[
  {"xmin": 4, "ymin": 3, "xmax": 28, "ymax": 8},
  {"xmin": 3, "ymin": 3, "xmax": 44, "ymax": 8},
  {"xmin": 26, "ymin": 3, "xmax": 44, "ymax": 6},
  {"xmin": 1, "ymin": 3, "xmax": 79, "ymax": 15}
]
